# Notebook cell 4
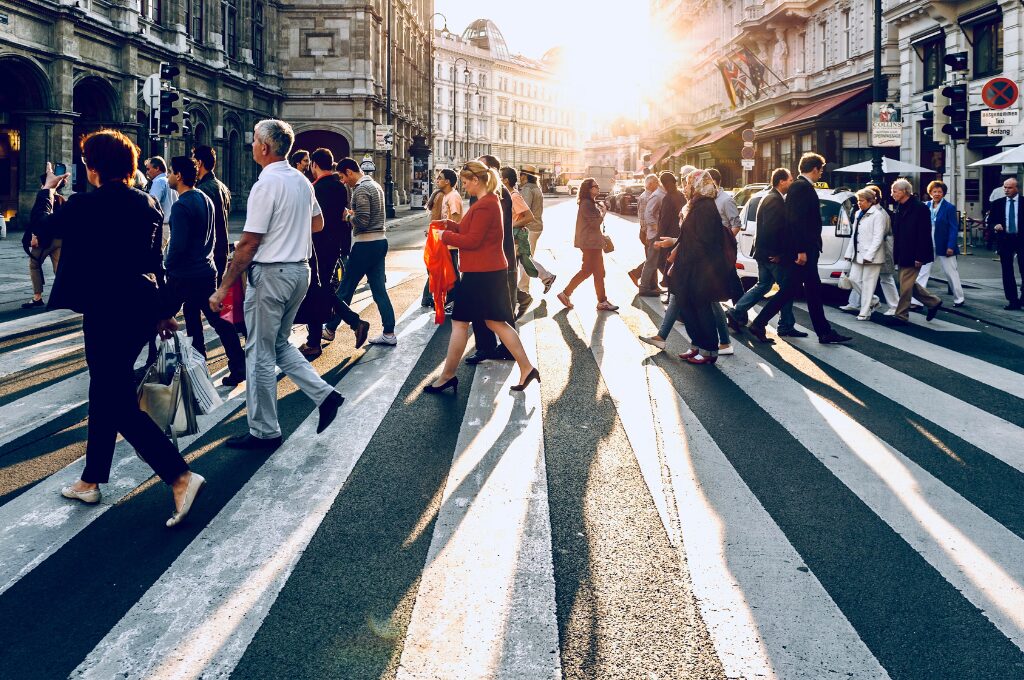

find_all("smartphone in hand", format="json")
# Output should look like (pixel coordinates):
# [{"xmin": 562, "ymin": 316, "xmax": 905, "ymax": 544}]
[{"xmin": 54, "ymin": 162, "xmax": 67, "ymax": 176}]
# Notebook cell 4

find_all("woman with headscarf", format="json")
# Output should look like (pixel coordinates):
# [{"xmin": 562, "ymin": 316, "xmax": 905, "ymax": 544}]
[{"xmin": 654, "ymin": 169, "xmax": 734, "ymax": 364}]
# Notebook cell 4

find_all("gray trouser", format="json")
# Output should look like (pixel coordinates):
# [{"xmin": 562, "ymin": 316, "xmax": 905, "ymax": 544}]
[
  {"xmin": 244, "ymin": 262, "xmax": 335, "ymax": 439},
  {"xmin": 638, "ymin": 239, "xmax": 661, "ymax": 293}
]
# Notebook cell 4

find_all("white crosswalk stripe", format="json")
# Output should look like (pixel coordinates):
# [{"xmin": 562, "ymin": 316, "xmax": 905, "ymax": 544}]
[{"xmin": 2, "ymin": 238, "xmax": 1024, "ymax": 679}]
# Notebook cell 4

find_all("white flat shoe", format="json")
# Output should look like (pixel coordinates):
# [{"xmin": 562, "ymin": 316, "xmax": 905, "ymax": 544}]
[
  {"xmin": 61, "ymin": 485, "xmax": 101, "ymax": 504},
  {"xmin": 166, "ymin": 472, "xmax": 206, "ymax": 528},
  {"xmin": 839, "ymin": 304, "xmax": 858, "ymax": 312},
  {"xmin": 718, "ymin": 345, "xmax": 735, "ymax": 355},
  {"xmin": 857, "ymin": 315, "xmax": 871, "ymax": 321},
  {"xmin": 640, "ymin": 336, "xmax": 666, "ymax": 350}
]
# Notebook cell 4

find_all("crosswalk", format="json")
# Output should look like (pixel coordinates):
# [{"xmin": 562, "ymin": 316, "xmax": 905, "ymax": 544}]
[{"xmin": 2, "ymin": 222, "xmax": 1024, "ymax": 679}]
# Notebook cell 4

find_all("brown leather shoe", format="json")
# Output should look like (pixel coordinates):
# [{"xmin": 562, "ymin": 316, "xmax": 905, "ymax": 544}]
[{"xmin": 299, "ymin": 344, "xmax": 323, "ymax": 360}]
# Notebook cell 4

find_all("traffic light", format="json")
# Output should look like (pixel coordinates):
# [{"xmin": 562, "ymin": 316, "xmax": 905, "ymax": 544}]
[
  {"xmin": 174, "ymin": 98, "xmax": 191, "ymax": 139},
  {"xmin": 159, "ymin": 89, "xmax": 180, "ymax": 136},
  {"xmin": 148, "ymin": 108, "xmax": 159, "ymax": 137},
  {"xmin": 922, "ymin": 89, "xmax": 949, "ymax": 145},
  {"xmin": 941, "ymin": 84, "xmax": 968, "ymax": 140},
  {"xmin": 160, "ymin": 62, "xmax": 180, "ymax": 81},
  {"xmin": 944, "ymin": 51, "xmax": 969, "ymax": 73}
]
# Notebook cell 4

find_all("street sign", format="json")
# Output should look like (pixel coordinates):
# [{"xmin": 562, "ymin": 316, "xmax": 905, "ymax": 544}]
[
  {"xmin": 981, "ymin": 109, "xmax": 1019, "ymax": 126},
  {"xmin": 741, "ymin": 129, "xmax": 755, "ymax": 144},
  {"xmin": 982, "ymin": 77, "xmax": 1019, "ymax": 110},
  {"xmin": 869, "ymin": 102, "xmax": 903, "ymax": 147},
  {"xmin": 375, "ymin": 124, "xmax": 394, "ymax": 151},
  {"xmin": 360, "ymin": 153, "xmax": 376, "ymax": 174},
  {"xmin": 741, "ymin": 159, "xmax": 755, "ymax": 170},
  {"xmin": 142, "ymin": 74, "xmax": 161, "ymax": 108},
  {"xmin": 988, "ymin": 127, "xmax": 1013, "ymax": 137},
  {"xmin": 740, "ymin": 146, "xmax": 755, "ymax": 160}
]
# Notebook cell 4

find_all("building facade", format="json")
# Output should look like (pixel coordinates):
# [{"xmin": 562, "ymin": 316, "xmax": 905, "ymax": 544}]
[
  {"xmin": 431, "ymin": 19, "xmax": 582, "ymax": 187},
  {"xmin": 0, "ymin": 0, "xmax": 432, "ymax": 230},
  {"xmin": 584, "ymin": 119, "xmax": 643, "ymax": 177},
  {"xmin": 646, "ymin": 0, "xmax": 1023, "ymax": 219}
]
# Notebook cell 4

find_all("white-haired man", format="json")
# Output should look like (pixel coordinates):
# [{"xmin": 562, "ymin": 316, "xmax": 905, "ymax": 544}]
[
  {"xmin": 890, "ymin": 177, "xmax": 943, "ymax": 323},
  {"xmin": 210, "ymin": 119, "xmax": 345, "ymax": 450}
]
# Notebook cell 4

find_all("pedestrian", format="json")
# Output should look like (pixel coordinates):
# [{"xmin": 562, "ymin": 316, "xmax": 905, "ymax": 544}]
[
  {"xmin": 655, "ymin": 169, "xmax": 734, "ymax": 365},
  {"xmin": 707, "ymin": 167, "xmax": 742, "ymax": 356},
  {"xmin": 890, "ymin": 178, "xmax": 943, "ymax": 324},
  {"xmin": 209, "ymin": 119, "xmax": 345, "ymax": 450},
  {"xmin": 424, "ymin": 160, "xmax": 539, "ymax": 394},
  {"xmin": 464, "ymin": 154, "xmax": 518, "ymax": 365},
  {"xmin": 911, "ymin": 181, "xmax": 965, "ymax": 308},
  {"xmin": 656, "ymin": 171, "xmax": 686, "ymax": 289},
  {"xmin": 133, "ymin": 167, "xmax": 149, "ymax": 191},
  {"xmin": 986, "ymin": 177, "xmax": 1024, "ymax": 310},
  {"xmin": 557, "ymin": 178, "xmax": 619, "ymax": 312},
  {"xmin": 862, "ymin": 183, "xmax": 901, "ymax": 314},
  {"xmin": 725, "ymin": 168, "xmax": 805, "ymax": 338},
  {"xmin": 517, "ymin": 164, "xmax": 556, "ymax": 296},
  {"xmin": 501, "ymin": 166, "xmax": 555, "ymax": 317},
  {"xmin": 743, "ymin": 153, "xmax": 851, "ymax": 344},
  {"xmin": 164, "ymin": 155, "xmax": 246, "ymax": 384},
  {"xmin": 21, "ymin": 171, "xmax": 64, "ymax": 309},
  {"xmin": 145, "ymin": 156, "xmax": 177, "ymax": 249},
  {"xmin": 31, "ymin": 131, "xmax": 204, "ymax": 526},
  {"xmin": 422, "ymin": 169, "xmax": 463, "ymax": 310},
  {"xmin": 322, "ymin": 157, "xmax": 397, "ymax": 347},
  {"xmin": 299, "ymin": 147, "xmax": 350, "ymax": 360},
  {"xmin": 289, "ymin": 149, "xmax": 311, "ymax": 179},
  {"xmin": 842, "ymin": 188, "xmax": 888, "ymax": 320},
  {"xmin": 192, "ymin": 145, "xmax": 232, "ymax": 285},
  {"xmin": 630, "ymin": 174, "xmax": 665, "ymax": 296}
]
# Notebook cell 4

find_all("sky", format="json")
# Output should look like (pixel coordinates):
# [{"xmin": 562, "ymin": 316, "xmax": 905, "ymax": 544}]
[{"xmin": 435, "ymin": 1, "xmax": 664, "ymax": 124}]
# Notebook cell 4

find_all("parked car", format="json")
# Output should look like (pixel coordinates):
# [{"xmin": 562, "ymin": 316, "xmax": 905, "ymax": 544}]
[
  {"xmin": 566, "ymin": 178, "xmax": 584, "ymax": 196},
  {"xmin": 735, "ymin": 184, "xmax": 857, "ymax": 286},
  {"xmin": 616, "ymin": 184, "xmax": 646, "ymax": 215},
  {"xmin": 731, "ymin": 183, "xmax": 769, "ymax": 207},
  {"xmin": 608, "ymin": 180, "xmax": 643, "ymax": 213}
]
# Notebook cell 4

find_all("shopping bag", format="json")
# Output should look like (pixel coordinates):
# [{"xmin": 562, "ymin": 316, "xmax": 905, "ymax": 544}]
[
  {"xmin": 175, "ymin": 331, "xmax": 223, "ymax": 415},
  {"xmin": 138, "ymin": 337, "xmax": 199, "ymax": 446},
  {"xmin": 838, "ymin": 273, "xmax": 853, "ymax": 290},
  {"xmin": 220, "ymin": 276, "xmax": 245, "ymax": 325}
]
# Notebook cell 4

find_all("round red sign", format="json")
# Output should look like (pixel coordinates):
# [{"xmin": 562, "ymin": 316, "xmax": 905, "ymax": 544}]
[{"xmin": 982, "ymin": 77, "xmax": 1019, "ymax": 110}]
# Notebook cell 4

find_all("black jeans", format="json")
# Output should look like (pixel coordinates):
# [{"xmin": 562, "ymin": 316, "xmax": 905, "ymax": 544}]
[
  {"xmin": 307, "ymin": 248, "xmax": 345, "ymax": 349},
  {"xmin": 752, "ymin": 256, "xmax": 833, "ymax": 337},
  {"xmin": 81, "ymin": 313, "xmax": 190, "ymax": 485},
  {"xmin": 168, "ymin": 274, "xmax": 246, "ymax": 377},
  {"xmin": 472, "ymin": 266, "xmax": 517, "ymax": 353},
  {"xmin": 997, "ymin": 233, "xmax": 1024, "ymax": 304}
]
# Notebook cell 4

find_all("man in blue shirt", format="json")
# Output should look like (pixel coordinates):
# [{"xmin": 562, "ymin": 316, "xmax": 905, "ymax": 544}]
[{"xmin": 146, "ymin": 156, "xmax": 177, "ymax": 249}]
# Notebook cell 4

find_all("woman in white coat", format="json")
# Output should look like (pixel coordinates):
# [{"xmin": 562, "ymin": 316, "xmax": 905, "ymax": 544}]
[{"xmin": 844, "ymin": 188, "xmax": 888, "ymax": 320}]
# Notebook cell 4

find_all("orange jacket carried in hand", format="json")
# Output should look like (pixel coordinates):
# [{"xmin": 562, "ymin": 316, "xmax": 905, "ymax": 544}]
[{"xmin": 423, "ymin": 221, "xmax": 456, "ymax": 324}]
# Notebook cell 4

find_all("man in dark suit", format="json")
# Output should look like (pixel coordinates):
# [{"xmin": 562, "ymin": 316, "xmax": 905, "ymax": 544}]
[
  {"xmin": 987, "ymin": 177, "xmax": 1024, "ymax": 310},
  {"xmin": 727, "ymin": 168, "xmax": 805, "ymax": 338},
  {"xmin": 746, "ymin": 153, "xmax": 851, "ymax": 344},
  {"xmin": 891, "ymin": 178, "xmax": 942, "ymax": 323}
]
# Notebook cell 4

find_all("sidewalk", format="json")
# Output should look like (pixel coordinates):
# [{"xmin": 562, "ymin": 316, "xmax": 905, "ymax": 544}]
[
  {"xmin": 922, "ymin": 247, "xmax": 1024, "ymax": 334},
  {"xmin": 0, "ymin": 206, "xmax": 430, "ymax": 316}
]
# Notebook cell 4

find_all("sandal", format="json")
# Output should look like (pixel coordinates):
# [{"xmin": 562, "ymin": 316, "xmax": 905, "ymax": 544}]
[{"xmin": 596, "ymin": 301, "xmax": 619, "ymax": 312}]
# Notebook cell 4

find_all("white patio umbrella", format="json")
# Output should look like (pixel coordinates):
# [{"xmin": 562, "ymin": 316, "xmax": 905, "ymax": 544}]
[
  {"xmin": 969, "ymin": 145, "xmax": 1024, "ymax": 166},
  {"xmin": 831, "ymin": 157, "xmax": 934, "ymax": 174}
]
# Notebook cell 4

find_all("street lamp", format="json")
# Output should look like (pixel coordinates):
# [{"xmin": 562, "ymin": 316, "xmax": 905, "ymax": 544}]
[
  {"xmin": 465, "ymin": 82, "xmax": 479, "ymax": 160},
  {"xmin": 870, "ymin": 0, "xmax": 885, "ymax": 188},
  {"xmin": 428, "ymin": 13, "xmax": 450, "ymax": 171},
  {"xmin": 511, "ymin": 114, "xmax": 518, "ymax": 169},
  {"xmin": 453, "ymin": 57, "xmax": 469, "ymax": 168},
  {"xmin": 384, "ymin": 0, "xmax": 395, "ymax": 218}
]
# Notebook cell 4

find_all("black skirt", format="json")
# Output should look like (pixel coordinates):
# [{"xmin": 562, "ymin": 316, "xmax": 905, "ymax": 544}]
[{"xmin": 451, "ymin": 270, "xmax": 514, "ymax": 323}]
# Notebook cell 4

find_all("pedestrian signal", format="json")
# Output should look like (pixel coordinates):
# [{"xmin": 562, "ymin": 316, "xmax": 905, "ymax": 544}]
[
  {"xmin": 159, "ymin": 90, "xmax": 180, "ymax": 136},
  {"xmin": 159, "ymin": 62, "xmax": 180, "ymax": 81},
  {"xmin": 941, "ymin": 84, "xmax": 968, "ymax": 140},
  {"xmin": 943, "ymin": 52, "xmax": 969, "ymax": 73}
]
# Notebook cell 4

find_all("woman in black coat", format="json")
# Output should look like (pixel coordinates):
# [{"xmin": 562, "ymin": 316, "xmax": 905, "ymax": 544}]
[
  {"xmin": 658, "ymin": 169, "xmax": 733, "ymax": 365},
  {"xmin": 30, "ymin": 130, "xmax": 205, "ymax": 528}
]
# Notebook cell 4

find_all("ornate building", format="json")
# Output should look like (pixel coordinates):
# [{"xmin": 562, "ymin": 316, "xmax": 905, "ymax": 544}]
[
  {"xmin": 431, "ymin": 19, "xmax": 582, "ymax": 187},
  {"xmin": 0, "ymin": 0, "xmax": 431, "ymax": 229}
]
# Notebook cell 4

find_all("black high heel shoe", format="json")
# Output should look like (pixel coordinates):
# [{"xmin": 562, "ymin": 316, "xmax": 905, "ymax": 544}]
[
  {"xmin": 510, "ymin": 368, "xmax": 541, "ymax": 392},
  {"xmin": 424, "ymin": 376, "xmax": 458, "ymax": 395}
]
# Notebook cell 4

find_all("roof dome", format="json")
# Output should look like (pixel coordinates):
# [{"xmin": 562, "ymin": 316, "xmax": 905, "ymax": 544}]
[{"xmin": 462, "ymin": 19, "xmax": 510, "ymax": 61}]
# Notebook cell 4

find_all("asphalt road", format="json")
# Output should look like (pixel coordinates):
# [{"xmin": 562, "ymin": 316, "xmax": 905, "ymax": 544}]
[{"xmin": 1, "ymin": 196, "xmax": 1024, "ymax": 679}]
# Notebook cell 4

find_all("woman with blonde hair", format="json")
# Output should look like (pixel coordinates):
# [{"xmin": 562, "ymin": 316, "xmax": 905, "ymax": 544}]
[
  {"xmin": 424, "ymin": 161, "xmax": 539, "ymax": 394},
  {"xmin": 557, "ymin": 177, "xmax": 618, "ymax": 311},
  {"xmin": 844, "ymin": 188, "xmax": 888, "ymax": 320}
]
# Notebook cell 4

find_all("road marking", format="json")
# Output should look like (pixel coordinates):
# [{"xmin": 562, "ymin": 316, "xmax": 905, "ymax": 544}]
[
  {"xmin": 0, "ymin": 330, "xmax": 84, "ymax": 380},
  {"xmin": 396, "ymin": 310, "xmax": 560, "ymax": 680},
  {"xmin": 72, "ymin": 301, "xmax": 437, "ymax": 679},
  {"xmin": 643, "ymin": 296, "xmax": 1024, "ymax": 653},
  {"xmin": 798, "ymin": 303, "xmax": 1024, "ymax": 400},
  {"xmin": 0, "ymin": 309, "xmax": 78, "ymax": 340}
]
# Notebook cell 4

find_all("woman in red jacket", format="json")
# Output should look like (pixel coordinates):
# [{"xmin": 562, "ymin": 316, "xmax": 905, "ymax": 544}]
[{"xmin": 425, "ymin": 161, "xmax": 539, "ymax": 394}]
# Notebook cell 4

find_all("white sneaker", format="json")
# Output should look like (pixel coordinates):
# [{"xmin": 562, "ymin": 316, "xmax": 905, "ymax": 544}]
[
  {"xmin": 839, "ymin": 304, "xmax": 858, "ymax": 312},
  {"xmin": 718, "ymin": 345, "xmax": 735, "ymax": 355},
  {"xmin": 61, "ymin": 484, "xmax": 101, "ymax": 504},
  {"xmin": 856, "ymin": 315, "xmax": 871, "ymax": 321},
  {"xmin": 884, "ymin": 307, "xmax": 897, "ymax": 316},
  {"xmin": 368, "ymin": 333, "xmax": 398, "ymax": 346}
]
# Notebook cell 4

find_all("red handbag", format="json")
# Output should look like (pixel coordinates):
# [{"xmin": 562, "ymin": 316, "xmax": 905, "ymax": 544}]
[{"xmin": 219, "ymin": 276, "xmax": 245, "ymax": 325}]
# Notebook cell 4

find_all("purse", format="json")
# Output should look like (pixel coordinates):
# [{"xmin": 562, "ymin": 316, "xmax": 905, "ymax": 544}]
[
  {"xmin": 137, "ymin": 335, "xmax": 199, "ymax": 446},
  {"xmin": 838, "ymin": 273, "xmax": 853, "ymax": 290},
  {"xmin": 601, "ymin": 223, "xmax": 615, "ymax": 254}
]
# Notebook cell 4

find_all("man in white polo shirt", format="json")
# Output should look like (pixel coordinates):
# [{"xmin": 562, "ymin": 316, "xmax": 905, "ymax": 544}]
[{"xmin": 210, "ymin": 119, "xmax": 345, "ymax": 450}]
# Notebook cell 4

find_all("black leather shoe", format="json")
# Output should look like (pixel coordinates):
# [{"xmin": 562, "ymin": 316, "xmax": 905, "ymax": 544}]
[
  {"xmin": 225, "ymin": 433, "xmax": 283, "ymax": 451},
  {"xmin": 465, "ymin": 350, "xmax": 492, "ymax": 365},
  {"xmin": 1004, "ymin": 303, "xmax": 1022, "ymax": 311},
  {"xmin": 21, "ymin": 299, "xmax": 44, "ymax": 309},
  {"xmin": 317, "ymin": 391, "xmax": 345, "ymax": 434},
  {"xmin": 353, "ymin": 320, "xmax": 371, "ymax": 349},
  {"xmin": 776, "ymin": 329, "xmax": 809, "ymax": 338},
  {"xmin": 748, "ymin": 325, "xmax": 775, "ymax": 344},
  {"xmin": 222, "ymin": 372, "xmax": 246, "ymax": 387},
  {"xmin": 491, "ymin": 345, "xmax": 515, "ymax": 361},
  {"xmin": 926, "ymin": 301, "xmax": 943, "ymax": 321},
  {"xmin": 818, "ymin": 332, "xmax": 852, "ymax": 344},
  {"xmin": 725, "ymin": 309, "xmax": 745, "ymax": 332}
]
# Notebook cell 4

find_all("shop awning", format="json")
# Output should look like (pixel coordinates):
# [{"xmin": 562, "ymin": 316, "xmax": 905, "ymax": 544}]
[
  {"xmin": 759, "ymin": 86, "xmax": 871, "ymax": 133},
  {"xmin": 648, "ymin": 144, "xmax": 673, "ymax": 167},
  {"xmin": 689, "ymin": 122, "xmax": 747, "ymax": 150}
]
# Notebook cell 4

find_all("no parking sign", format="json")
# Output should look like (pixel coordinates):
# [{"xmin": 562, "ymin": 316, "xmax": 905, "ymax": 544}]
[{"xmin": 982, "ymin": 77, "xmax": 1019, "ymax": 110}]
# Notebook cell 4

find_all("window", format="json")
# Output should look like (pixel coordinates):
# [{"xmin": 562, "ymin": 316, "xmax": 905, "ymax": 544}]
[
  {"xmin": 841, "ymin": 10, "xmax": 850, "ymax": 60},
  {"xmin": 921, "ymin": 37, "xmax": 945, "ymax": 91},
  {"xmin": 222, "ymin": 0, "xmax": 238, "ymax": 59},
  {"xmin": 973, "ymin": 17, "xmax": 1003, "ymax": 78},
  {"xmin": 819, "ymin": 21, "xmax": 827, "ymax": 68},
  {"xmin": 252, "ymin": 0, "xmax": 265, "ymax": 69},
  {"xmin": 185, "ymin": 0, "xmax": 203, "ymax": 40},
  {"xmin": 141, "ymin": 0, "xmax": 162, "ymax": 23},
  {"xmin": 480, "ymin": 74, "xmax": 487, "ymax": 89}
]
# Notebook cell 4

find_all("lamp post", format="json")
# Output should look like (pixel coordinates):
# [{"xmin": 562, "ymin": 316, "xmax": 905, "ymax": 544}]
[
  {"xmin": 465, "ymin": 82, "xmax": 479, "ymax": 160},
  {"xmin": 511, "ymin": 114, "xmax": 518, "ymax": 169},
  {"xmin": 869, "ymin": 0, "xmax": 885, "ymax": 188},
  {"xmin": 384, "ymin": 0, "xmax": 395, "ymax": 218},
  {"xmin": 428, "ymin": 13, "xmax": 450, "ymax": 172},
  {"xmin": 453, "ymin": 57, "xmax": 469, "ymax": 168}
]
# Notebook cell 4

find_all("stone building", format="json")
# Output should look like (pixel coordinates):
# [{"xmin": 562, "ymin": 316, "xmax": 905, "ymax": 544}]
[
  {"xmin": 584, "ymin": 118, "xmax": 643, "ymax": 177},
  {"xmin": 431, "ymin": 19, "xmax": 583, "ymax": 188},
  {"xmin": 0, "ymin": 0, "xmax": 431, "ymax": 230}
]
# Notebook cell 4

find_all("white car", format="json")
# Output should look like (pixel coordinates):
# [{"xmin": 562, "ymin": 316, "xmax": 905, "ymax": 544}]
[{"xmin": 735, "ymin": 185, "xmax": 857, "ymax": 287}]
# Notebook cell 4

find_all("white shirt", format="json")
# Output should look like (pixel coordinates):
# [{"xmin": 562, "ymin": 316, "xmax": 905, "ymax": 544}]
[
  {"xmin": 244, "ymin": 160, "xmax": 323, "ymax": 263},
  {"xmin": 149, "ymin": 173, "xmax": 177, "ymax": 225}
]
